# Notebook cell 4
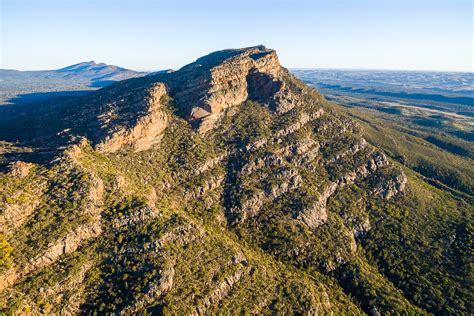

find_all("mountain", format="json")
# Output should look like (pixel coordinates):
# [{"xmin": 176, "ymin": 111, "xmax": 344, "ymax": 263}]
[
  {"xmin": 0, "ymin": 61, "xmax": 147, "ymax": 105},
  {"xmin": 0, "ymin": 61, "xmax": 146, "ymax": 85},
  {"xmin": 0, "ymin": 46, "xmax": 472, "ymax": 315}
]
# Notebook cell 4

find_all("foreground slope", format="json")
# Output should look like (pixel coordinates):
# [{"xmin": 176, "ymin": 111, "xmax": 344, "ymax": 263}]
[{"xmin": 0, "ymin": 46, "xmax": 472, "ymax": 314}]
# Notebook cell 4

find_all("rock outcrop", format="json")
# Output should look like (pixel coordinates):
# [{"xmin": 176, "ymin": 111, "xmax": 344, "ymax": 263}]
[
  {"xmin": 28, "ymin": 221, "xmax": 102, "ymax": 271},
  {"xmin": 231, "ymin": 169, "xmax": 303, "ymax": 223},
  {"xmin": 298, "ymin": 151, "xmax": 400, "ymax": 230},
  {"xmin": 111, "ymin": 205, "xmax": 160, "ymax": 230},
  {"xmin": 197, "ymin": 266, "xmax": 252, "ymax": 315},
  {"xmin": 169, "ymin": 46, "xmax": 281, "ymax": 122},
  {"xmin": 0, "ymin": 269, "xmax": 17, "ymax": 292},
  {"xmin": 373, "ymin": 170, "xmax": 407, "ymax": 200},
  {"xmin": 7, "ymin": 161, "xmax": 35, "ymax": 178},
  {"xmin": 1, "ymin": 200, "xmax": 41, "ymax": 234},
  {"xmin": 95, "ymin": 83, "xmax": 169, "ymax": 152},
  {"xmin": 298, "ymin": 183, "xmax": 336, "ymax": 229},
  {"xmin": 196, "ymin": 254, "xmax": 250, "ymax": 315},
  {"xmin": 276, "ymin": 109, "xmax": 324, "ymax": 138}
]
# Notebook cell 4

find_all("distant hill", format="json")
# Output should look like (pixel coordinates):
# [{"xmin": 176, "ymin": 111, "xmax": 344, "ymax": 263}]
[
  {"xmin": 0, "ymin": 61, "xmax": 147, "ymax": 86},
  {"xmin": 0, "ymin": 61, "xmax": 148, "ymax": 105}
]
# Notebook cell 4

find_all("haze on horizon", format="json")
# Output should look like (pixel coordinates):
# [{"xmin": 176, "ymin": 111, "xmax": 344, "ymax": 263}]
[{"xmin": 1, "ymin": 0, "xmax": 473, "ymax": 72}]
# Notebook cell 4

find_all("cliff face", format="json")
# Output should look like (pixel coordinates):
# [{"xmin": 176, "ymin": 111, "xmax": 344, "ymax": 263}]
[
  {"xmin": 163, "ymin": 45, "xmax": 302, "ymax": 131},
  {"xmin": 0, "ymin": 46, "xmax": 468, "ymax": 315},
  {"xmin": 170, "ymin": 46, "xmax": 281, "ymax": 120},
  {"xmin": 94, "ymin": 83, "xmax": 169, "ymax": 153}
]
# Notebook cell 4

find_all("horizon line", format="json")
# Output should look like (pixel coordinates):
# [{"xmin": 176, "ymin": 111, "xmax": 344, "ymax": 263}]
[
  {"xmin": 1, "ymin": 63, "xmax": 472, "ymax": 74},
  {"xmin": 288, "ymin": 67, "xmax": 474, "ymax": 74}
]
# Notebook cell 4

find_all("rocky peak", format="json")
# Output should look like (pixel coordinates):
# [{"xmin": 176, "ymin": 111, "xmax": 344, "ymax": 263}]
[
  {"xmin": 58, "ymin": 61, "xmax": 100, "ymax": 72},
  {"xmin": 179, "ymin": 45, "xmax": 276, "ymax": 71},
  {"xmin": 164, "ymin": 45, "xmax": 292, "ymax": 131}
]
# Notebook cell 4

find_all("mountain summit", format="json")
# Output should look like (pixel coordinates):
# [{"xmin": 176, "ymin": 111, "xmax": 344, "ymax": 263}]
[
  {"xmin": 0, "ymin": 47, "xmax": 471, "ymax": 315},
  {"xmin": 164, "ymin": 46, "xmax": 287, "ymax": 123},
  {"xmin": 56, "ymin": 61, "xmax": 142, "ymax": 81}
]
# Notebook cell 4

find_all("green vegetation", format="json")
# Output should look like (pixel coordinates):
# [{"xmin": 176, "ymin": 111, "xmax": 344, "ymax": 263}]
[
  {"xmin": 10, "ymin": 164, "xmax": 93, "ymax": 266},
  {"xmin": 361, "ymin": 171, "xmax": 473, "ymax": 314},
  {"xmin": 337, "ymin": 100, "xmax": 474, "ymax": 198},
  {"xmin": 0, "ymin": 233, "xmax": 13, "ymax": 273},
  {"xmin": 0, "ymin": 54, "xmax": 472, "ymax": 314}
]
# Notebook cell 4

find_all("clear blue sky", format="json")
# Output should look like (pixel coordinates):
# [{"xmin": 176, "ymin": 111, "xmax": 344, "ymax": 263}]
[{"xmin": 1, "ymin": 0, "xmax": 472, "ymax": 72}]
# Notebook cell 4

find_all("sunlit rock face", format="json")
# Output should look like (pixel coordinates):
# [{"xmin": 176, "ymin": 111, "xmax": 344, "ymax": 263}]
[{"xmin": 164, "ymin": 45, "xmax": 305, "ymax": 131}]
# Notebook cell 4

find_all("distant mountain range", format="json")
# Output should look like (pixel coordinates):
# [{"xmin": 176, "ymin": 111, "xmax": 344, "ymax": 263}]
[
  {"xmin": 0, "ymin": 61, "xmax": 147, "ymax": 86},
  {"xmin": 0, "ymin": 61, "xmax": 149, "ymax": 105}
]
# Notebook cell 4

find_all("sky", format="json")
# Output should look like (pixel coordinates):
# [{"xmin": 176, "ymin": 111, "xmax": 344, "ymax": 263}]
[{"xmin": 1, "ymin": 0, "xmax": 473, "ymax": 72}]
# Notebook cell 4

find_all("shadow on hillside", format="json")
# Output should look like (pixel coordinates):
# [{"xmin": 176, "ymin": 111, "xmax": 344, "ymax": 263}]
[
  {"xmin": 0, "ymin": 97, "xmax": 79, "ymax": 170},
  {"xmin": 5, "ymin": 90, "xmax": 93, "ymax": 105},
  {"xmin": 316, "ymin": 83, "xmax": 474, "ymax": 106},
  {"xmin": 0, "ymin": 149, "xmax": 64, "ymax": 172},
  {"xmin": 90, "ymin": 80, "xmax": 115, "ymax": 87}
]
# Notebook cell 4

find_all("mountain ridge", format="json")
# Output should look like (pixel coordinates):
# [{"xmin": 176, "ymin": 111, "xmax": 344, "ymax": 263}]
[
  {"xmin": 0, "ymin": 61, "xmax": 148, "ymax": 105},
  {"xmin": 1, "ymin": 60, "xmax": 145, "ymax": 79}
]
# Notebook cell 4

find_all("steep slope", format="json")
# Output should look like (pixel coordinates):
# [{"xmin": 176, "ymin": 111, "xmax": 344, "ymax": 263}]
[{"xmin": 0, "ymin": 46, "xmax": 472, "ymax": 315}]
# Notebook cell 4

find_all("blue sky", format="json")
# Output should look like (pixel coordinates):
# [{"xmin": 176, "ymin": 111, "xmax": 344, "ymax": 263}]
[{"xmin": 1, "ymin": 0, "xmax": 472, "ymax": 71}]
